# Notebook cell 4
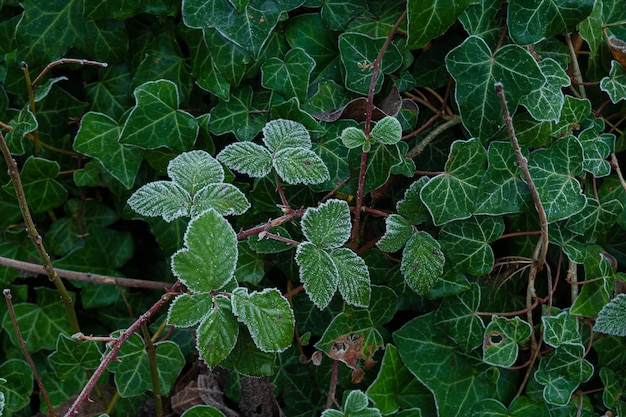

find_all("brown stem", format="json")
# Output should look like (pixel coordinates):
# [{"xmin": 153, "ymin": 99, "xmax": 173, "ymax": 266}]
[
  {"xmin": 64, "ymin": 282, "xmax": 181, "ymax": 417},
  {"xmin": 407, "ymin": 115, "xmax": 462, "ymax": 159},
  {"xmin": 4, "ymin": 289, "xmax": 56, "ymax": 417},
  {"xmin": 0, "ymin": 255, "xmax": 172, "ymax": 290},
  {"xmin": 236, "ymin": 209, "xmax": 306, "ymax": 240},
  {"xmin": 30, "ymin": 58, "xmax": 108, "ymax": 89},
  {"xmin": 565, "ymin": 34, "xmax": 586, "ymax": 99},
  {"xmin": 0, "ymin": 130, "xmax": 80, "ymax": 333},
  {"xmin": 325, "ymin": 359, "xmax": 340, "ymax": 409}
]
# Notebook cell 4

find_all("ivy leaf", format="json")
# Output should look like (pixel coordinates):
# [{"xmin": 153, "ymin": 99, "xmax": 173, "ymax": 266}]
[
  {"xmin": 534, "ymin": 345, "xmax": 594, "ymax": 406},
  {"xmin": 295, "ymin": 242, "xmax": 339, "ymax": 309},
  {"xmin": 406, "ymin": 0, "xmax": 475, "ymax": 49},
  {"xmin": 217, "ymin": 142, "xmax": 273, "ymax": 178},
  {"xmin": 171, "ymin": 209, "xmax": 238, "ymax": 292},
  {"xmin": 475, "ymin": 141, "xmax": 532, "ymax": 215},
  {"xmin": 74, "ymin": 112, "xmax": 143, "ymax": 189},
  {"xmin": 273, "ymin": 147, "xmax": 330, "ymax": 185},
  {"xmin": 446, "ymin": 36, "xmax": 545, "ymax": 139},
  {"xmin": 566, "ymin": 197, "xmax": 623, "ymax": 242},
  {"xmin": 542, "ymin": 310, "xmax": 583, "ymax": 348},
  {"xmin": 577, "ymin": 128, "xmax": 614, "ymax": 178},
  {"xmin": 47, "ymin": 334, "xmax": 102, "ymax": 381},
  {"xmin": 181, "ymin": 405, "xmax": 227, "ymax": 417},
  {"xmin": 120, "ymin": 80, "xmax": 199, "ymax": 152},
  {"xmin": 318, "ymin": 0, "xmax": 368, "ymax": 31},
  {"xmin": 483, "ymin": 316, "xmax": 532, "ymax": 368},
  {"xmin": 247, "ymin": 226, "xmax": 293, "ymax": 254},
  {"xmin": 0, "ymin": 359, "xmax": 32, "ymax": 414},
  {"xmin": 167, "ymin": 293, "xmax": 215, "ymax": 328},
  {"xmin": 377, "ymin": 214, "xmax": 414, "ymax": 253},
  {"xmin": 108, "ymin": 332, "xmax": 185, "ymax": 397},
  {"xmin": 520, "ymin": 58, "xmax": 571, "ymax": 122},
  {"xmin": 301, "ymin": 199, "xmax": 351, "ymax": 248},
  {"xmin": 232, "ymin": 287, "xmax": 294, "ymax": 352},
  {"xmin": 5, "ymin": 107, "xmax": 37, "ymax": 156},
  {"xmin": 601, "ymin": 60, "xmax": 626, "ymax": 103},
  {"xmin": 262, "ymin": 48, "xmax": 316, "ymax": 103},
  {"xmin": 208, "ymin": 86, "xmax": 266, "ymax": 141},
  {"xmin": 435, "ymin": 283, "xmax": 485, "ymax": 352},
  {"xmin": 396, "ymin": 177, "xmax": 430, "ymax": 225},
  {"xmin": 527, "ymin": 136, "xmax": 586, "ymax": 223},
  {"xmin": 338, "ymin": 33, "xmax": 403, "ymax": 95},
  {"xmin": 330, "ymin": 248, "xmax": 371, "ymax": 308},
  {"xmin": 370, "ymin": 116, "xmax": 402, "ymax": 145},
  {"xmin": 84, "ymin": 64, "xmax": 134, "ymax": 121},
  {"xmin": 570, "ymin": 247, "xmax": 614, "ymax": 317},
  {"xmin": 366, "ymin": 344, "xmax": 435, "ymax": 415},
  {"xmin": 421, "ymin": 138, "xmax": 487, "ymax": 225},
  {"xmin": 400, "ymin": 231, "xmax": 445, "ymax": 295},
  {"xmin": 394, "ymin": 312, "xmax": 518, "ymax": 417},
  {"xmin": 439, "ymin": 216, "xmax": 505, "ymax": 276},
  {"xmin": 508, "ymin": 0, "xmax": 595, "ymax": 45},
  {"xmin": 196, "ymin": 295, "xmax": 239, "ymax": 367},
  {"xmin": 594, "ymin": 294, "xmax": 626, "ymax": 336}
]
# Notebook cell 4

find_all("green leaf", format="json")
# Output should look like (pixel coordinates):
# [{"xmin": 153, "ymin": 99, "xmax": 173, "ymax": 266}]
[
  {"xmin": 366, "ymin": 344, "xmax": 435, "ymax": 415},
  {"xmin": 301, "ymin": 199, "xmax": 351, "ymax": 248},
  {"xmin": 168, "ymin": 150, "xmax": 225, "ymax": 192},
  {"xmin": 120, "ymin": 80, "xmax": 199, "ymax": 152},
  {"xmin": 128, "ymin": 182, "xmax": 191, "ymax": 222},
  {"xmin": 542, "ymin": 310, "xmax": 583, "ymax": 348},
  {"xmin": 508, "ymin": 0, "xmax": 595, "ymax": 45},
  {"xmin": 341, "ymin": 126, "xmax": 369, "ymax": 150},
  {"xmin": 439, "ymin": 216, "xmax": 505, "ymax": 276},
  {"xmin": 599, "ymin": 367, "xmax": 625, "ymax": 409},
  {"xmin": 520, "ymin": 58, "xmax": 571, "ymax": 122},
  {"xmin": 48, "ymin": 334, "xmax": 102, "ymax": 381},
  {"xmin": 566, "ymin": 197, "xmax": 622, "ymax": 242},
  {"xmin": 571, "ymin": 247, "xmax": 614, "ymax": 317},
  {"xmin": 394, "ymin": 312, "xmax": 517, "ymax": 417},
  {"xmin": 578, "ymin": 128, "xmax": 614, "ymax": 178},
  {"xmin": 534, "ymin": 345, "xmax": 594, "ymax": 406},
  {"xmin": 446, "ymin": 36, "xmax": 545, "ymax": 139},
  {"xmin": 108, "ymin": 332, "xmax": 185, "ymax": 397},
  {"xmin": 370, "ymin": 116, "xmax": 402, "ymax": 145},
  {"xmin": 400, "ymin": 231, "xmax": 445, "ymax": 295},
  {"xmin": 84, "ymin": 0, "xmax": 178, "ymax": 19},
  {"xmin": 338, "ymin": 33, "xmax": 403, "ymax": 95},
  {"xmin": 594, "ymin": 294, "xmax": 626, "ymax": 336},
  {"xmin": 208, "ymin": 86, "xmax": 266, "ymax": 141},
  {"xmin": 475, "ymin": 141, "xmax": 532, "ymax": 215},
  {"xmin": 262, "ymin": 119, "xmax": 311, "ymax": 151},
  {"xmin": 235, "ymin": 241, "xmax": 266, "ymax": 285},
  {"xmin": 527, "ymin": 136, "xmax": 586, "ymax": 223},
  {"xmin": 74, "ymin": 112, "xmax": 143, "ymax": 189},
  {"xmin": 326, "ymin": 391, "xmax": 381, "ymax": 417},
  {"xmin": 247, "ymin": 226, "xmax": 294, "ymax": 254},
  {"xmin": 192, "ymin": 183, "xmax": 251, "ymax": 217},
  {"xmin": 167, "ymin": 293, "xmax": 215, "ymax": 328},
  {"xmin": 601, "ymin": 60, "xmax": 626, "ymax": 103},
  {"xmin": 196, "ymin": 295, "xmax": 239, "ymax": 367},
  {"xmin": 217, "ymin": 142, "xmax": 273, "ymax": 178},
  {"xmin": 295, "ymin": 242, "xmax": 339, "ymax": 309},
  {"xmin": 458, "ymin": 0, "xmax": 504, "ymax": 49},
  {"xmin": 435, "ymin": 282, "xmax": 485, "ymax": 352},
  {"xmin": 406, "ymin": 0, "xmax": 475, "ymax": 49},
  {"xmin": 420, "ymin": 138, "xmax": 487, "ymax": 225},
  {"xmin": 0, "ymin": 359, "xmax": 32, "ymax": 414},
  {"xmin": 396, "ymin": 176, "xmax": 430, "ymax": 225},
  {"xmin": 330, "ymin": 247, "xmax": 371, "ymax": 308},
  {"xmin": 182, "ymin": 0, "xmax": 302, "ymax": 57},
  {"xmin": 377, "ymin": 214, "xmax": 414, "ymax": 253},
  {"xmin": 262, "ymin": 48, "xmax": 315, "ymax": 103},
  {"xmin": 352, "ymin": 142, "xmax": 404, "ymax": 194},
  {"xmin": 273, "ymin": 147, "xmax": 330, "ymax": 185},
  {"xmin": 318, "ymin": 0, "xmax": 368, "ymax": 31},
  {"xmin": 171, "ymin": 209, "xmax": 238, "ymax": 292},
  {"xmin": 181, "ymin": 405, "xmax": 227, "ymax": 417},
  {"xmin": 483, "ymin": 316, "xmax": 532, "ymax": 368},
  {"xmin": 232, "ymin": 287, "xmax": 294, "ymax": 352},
  {"xmin": 5, "ymin": 107, "xmax": 37, "ymax": 156},
  {"xmin": 220, "ymin": 328, "xmax": 275, "ymax": 376},
  {"xmin": 85, "ymin": 64, "xmax": 133, "ymax": 121}
]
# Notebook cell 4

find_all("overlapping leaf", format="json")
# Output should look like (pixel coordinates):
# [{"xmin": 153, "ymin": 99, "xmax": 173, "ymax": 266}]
[
  {"xmin": 520, "ymin": 59, "xmax": 570, "ymax": 122},
  {"xmin": 400, "ymin": 231, "xmax": 445, "ymax": 295},
  {"xmin": 195, "ymin": 295, "xmax": 239, "ymax": 367},
  {"xmin": 446, "ymin": 36, "xmax": 545, "ymax": 139},
  {"xmin": 434, "ymin": 283, "xmax": 485, "ymax": 352},
  {"xmin": 406, "ymin": 0, "xmax": 475, "ymax": 49},
  {"xmin": 595, "ymin": 294, "xmax": 626, "ymax": 336},
  {"xmin": 483, "ymin": 316, "xmax": 532, "ymax": 368},
  {"xmin": 47, "ymin": 334, "xmax": 102, "ymax": 381},
  {"xmin": 566, "ymin": 197, "xmax": 622, "ymax": 242},
  {"xmin": 577, "ymin": 127, "xmax": 614, "ymax": 177},
  {"xmin": 261, "ymin": 48, "xmax": 315, "ymax": 102},
  {"xmin": 534, "ymin": 345, "xmax": 593, "ymax": 406}
]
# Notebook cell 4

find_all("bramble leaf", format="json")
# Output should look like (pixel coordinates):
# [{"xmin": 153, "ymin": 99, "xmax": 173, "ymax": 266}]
[
  {"xmin": 377, "ymin": 214, "xmax": 414, "ymax": 253},
  {"xmin": 370, "ymin": 116, "xmax": 402, "ymax": 145},
  {"xmin": 168, "ymin": 150, "xmax": 225, "ymax": 192},
  {"xmin": 196, "ymin": 295, "xmax": 239, "ymax": 367},
  {"xmin": 295, "ymin": 242, "xmax": 339, "ymax": 309},
  {"xmin": 400, "ymin": 231, "xmax": 445, "ymax": 295},
  {"xmin": 273, "ymin": 147, "xmax": 330, "ymax": 185},
  {"xmin": 330, "ymin": 247, "xmax": 371, "ymax": 308},
  {"xmin": 594, "ymin": 294, "xmax": 626, "ymax": 337},
  {"xmin": 262, "ymin": 119, "xmax": 311, "ymax": 152},
  {"xmin": 167, "ymin": 293, "xmax": 215, "ymax": 328},
  {"xmin": 217, "ymin": 142, "xmax": 273, "ymax": 178},
  {"xmin": 301, "ymin": 199, "xmax": 351, "ymax": 248}
]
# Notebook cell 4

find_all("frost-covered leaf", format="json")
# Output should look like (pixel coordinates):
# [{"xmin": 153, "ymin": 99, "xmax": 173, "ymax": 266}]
[
  {"xmin": 167, "ymin": 150, "xmax": 225, "ymax": 194},
  {"xmin": 595, "ymin": 294, "xmax": 626, "ymax": 336},
  {"xmin": 167, "ymin": 293, "xmax": 215, "ymax": 328},
  {"xmin": 196, "ymin": 296, "xmax": 239, "ymax": 367},
  {"xmin": 370, "ymin": 116, "xmax": 402, "ymax": 145},
  {"xmin": 400, "ymin": 231, "xmax": 445, "ymax": 295},
  {"xmin": 127, "ymin": 182, "xmax": 191, "ymax": 222},
  {"xmin": 232, "ymin": 287, "xmax": 294, "ymax": 352},
  {"xmin": 295, "ymin": 242, "xmax": 338, "ymax": 309},
  {"xmin": 330, "ymin": 248, "xmax": 371, "ymax": 307},
  {"xmin": 217, "ymin": 142, "xmax": 273, "ymax": 178},
  {"xmin": 341, "ymin": 126, "xmax": 369, "ymax": 150},
  {"xmin": 191, "ymin": 184, "xmax": 251, "ymax": 217},
  {"xmin": 171, "ymin": 209, "xmax": 238, "ymax": 292},
  {"xmin": 262, "ymin": 119, "xmax": 311, "ymax": 152},
  {"xmin": 577, "ymin": 128, "xmax": 614, "ymax": 178},
  {"xmin": 377, "ymin": 214, "xmax": 414, "ymax": 253},
  {"xmin": 301, "ymin": 199, "xmax": 352, "ymax": 248},
  {"xmin": 600, "ymin": 60, "xmax": 626, "ymax": 103},
  {"xmin": 542, "ymin": 310, "xmax": 583, "ymax": 348},
  {"xmin": 273, "ymin": 147, "xmax": 330, "ymax": 185},
  {"xmin": 396, "ymin": 177, "xmax": 430, "ymax": 225}
]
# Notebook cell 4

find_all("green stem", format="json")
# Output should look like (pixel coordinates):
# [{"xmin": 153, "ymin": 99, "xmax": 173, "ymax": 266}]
[
  {"xmin": 21, "ymin": 62, "xmax": 40, "ymax": 155},
  {"xmin": 0, "ymin": 130, "xmax": 80, "ymax": 333},
  {"xmin": 141, "ymin": 323, "xmax": 163, "ymax": 417}
]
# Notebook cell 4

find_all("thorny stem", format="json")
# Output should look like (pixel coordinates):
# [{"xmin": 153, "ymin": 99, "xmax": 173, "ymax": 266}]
[
  {"xmin": 0, "ymin": 255, "xmax": 172, "ymax": 290},
  {"xmin": 4, "ymin": 289, "xmax": 56, "ymax": 417},
  {"xmin": 274, "ymin": 170, "xmax": 291, "ymax": 212},
  {"xmin": 0, "ymin": 130, "xmax": 80, "ymax": 333},
  {"xmin": 236, "ymin": 209, "xmax": 306, "ymax": 240},
  {"xmin": 351, "ymin": 10, "xmax": 407, "ymax": 251},
  {"xmin": 64, "ymin": 282, "xmax": 181, "ymax": 417}
]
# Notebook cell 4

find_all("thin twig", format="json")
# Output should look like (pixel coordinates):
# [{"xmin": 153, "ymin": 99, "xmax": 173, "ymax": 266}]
[
  {"xmin": 565, "ymin": 34, "xmax": 586, "ymax": 99},
  {"xmin": 610, "ymin": 153, "xmax": 626, "ymax": 193},
  {"xmin": 30, "ymin": 58, "xmax": 108, "ymax": 90},
  {"xmin": 64, "ymin": 282, "xmax": 181, "ymax": 417},
  {"xmin": 0, "ymin": 130, "xmax": 80, "ymax": 333},
  {"xmin": 236, "ymin": 209, "xmax": 306, "ymax": 240},
  {"xmin": 0, "ymin": 255, "xmax": 172, "ymax": 290},
  {"xmin": 325, "ymin": 359, "xmax": 340, "ymax": 409},
  {"xmin": 141, "ymin": 323, "xmax": 163, "ymax": 417},
  {"xmin": 4, "ymin": 289, "xmax": 56, "ymax": 417},
  {"xmin": 407, "ymin": 115, "xmax": 462, "ymax": 158}
]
